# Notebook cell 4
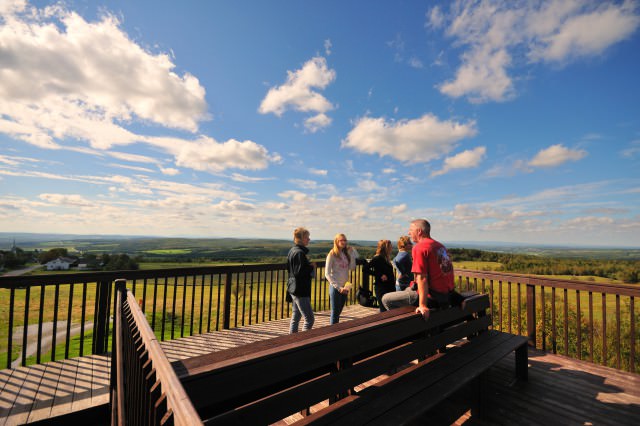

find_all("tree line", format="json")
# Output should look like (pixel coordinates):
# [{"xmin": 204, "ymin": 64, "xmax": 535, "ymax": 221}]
[{"xmin": 449, "ymin": 248, "xmax": 639, "ymax": 283}]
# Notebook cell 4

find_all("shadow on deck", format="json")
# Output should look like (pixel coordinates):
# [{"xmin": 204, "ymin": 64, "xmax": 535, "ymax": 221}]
[{"xmin": 1, "ymin": 304, "xmax": 639, "ymax": 425}]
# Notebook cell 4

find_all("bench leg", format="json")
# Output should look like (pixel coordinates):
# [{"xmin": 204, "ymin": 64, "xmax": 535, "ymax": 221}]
[{"xmin": 515, "ymin": 344, "xmax": 528, "ymax": 381}]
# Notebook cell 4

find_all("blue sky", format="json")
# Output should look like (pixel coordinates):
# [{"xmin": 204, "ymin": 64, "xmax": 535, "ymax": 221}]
[{"xmin": 1, "ymin": 0, "xmax": 639, "ymax": 247}]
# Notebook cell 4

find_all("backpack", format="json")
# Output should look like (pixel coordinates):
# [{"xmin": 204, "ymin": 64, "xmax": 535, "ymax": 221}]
[{"xmin": 356, "ymin": 286, "xmax": 378, "ymax": 308}]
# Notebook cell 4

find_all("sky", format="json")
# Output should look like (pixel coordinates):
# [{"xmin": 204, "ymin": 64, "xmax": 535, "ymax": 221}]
[{"xmin": 1, "ymin": 0, "xmax": 640, "ymax": 248}]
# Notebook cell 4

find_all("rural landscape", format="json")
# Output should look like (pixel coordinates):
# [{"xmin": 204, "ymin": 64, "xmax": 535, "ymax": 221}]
[{"xmin": 2, "ymin": 0, "xmax": 640, "ymax": 424}]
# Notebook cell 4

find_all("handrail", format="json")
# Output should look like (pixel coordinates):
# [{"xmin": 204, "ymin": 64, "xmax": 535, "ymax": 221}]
[
  {"xmin": 111, "ymin": 279, "xmax": 202, "ymax": 425},
  {"xmin": 453, "ymin": 269, "xmax": 639, "ymax": 373}
]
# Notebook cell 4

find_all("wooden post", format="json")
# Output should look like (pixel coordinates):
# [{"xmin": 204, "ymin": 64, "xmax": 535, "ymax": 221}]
[
  {"xmin": 223, "ymin": 273, "xmax": 232, "ymax": 330},
  {"xmin": 93, "ymin": 280, "xmax": 111, "ymax": 354},
  {"xmin": 526, "ymin": 284, "xmax": 536, "ymax": 348}
]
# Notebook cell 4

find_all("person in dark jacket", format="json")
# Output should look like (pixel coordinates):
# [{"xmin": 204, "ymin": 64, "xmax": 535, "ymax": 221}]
[
  {"xmin": 287, "ymin": 227, "xmax": 316, "ymax": 333},
  {"xmin": 368, "ymin": 239, "xmax": 395, "ymax": 312}
]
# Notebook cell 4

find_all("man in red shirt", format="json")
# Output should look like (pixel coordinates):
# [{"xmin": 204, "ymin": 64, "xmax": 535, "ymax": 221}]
[
  {"xmin": 409, "ymin": 219, "xmax": 454, "ymax": 320},
  {"xmin": 381, "ymin": 219, "xmax": 455, "ymax": 321}
]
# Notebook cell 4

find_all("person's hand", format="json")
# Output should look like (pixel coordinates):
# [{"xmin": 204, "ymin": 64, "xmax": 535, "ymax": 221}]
[
  {"xmin": 381, "ymin": 274, "xmax": 388, "ymax": 281},
  {"xmin": 415, "ymin": 306, "xmax": 430, "ymax": 321}
]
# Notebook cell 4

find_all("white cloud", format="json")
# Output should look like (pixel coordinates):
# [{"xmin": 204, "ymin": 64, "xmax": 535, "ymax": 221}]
[
  {"xmin": 309, "ymin": 168, "xmax": 328, "ymax": 176},
  {"xmin": 304, "ymin": 113, "xmax": 332, "ymax": 133},
  {"xmin": 0, "ymin": 4, "xmax": 208, "ymax": 136},
  {"xmin": 621, "ymin": 140, "xmax": 640, "ymax": 159},
  {"xmin": 343, "ymin": 114, "xmax": 477, "ymax": 163},
  {"xmin": 229, "ymin": 173, "xmax": 273, "ymax": 183},
  {"xmin": 258, "ymin": 56, "xmax": 336, "ymax": 130},
  {"xmin": 431, "ymin": 146, "xmax": 486, "ymax": 177},
  {"xmin": 324, "ymin": 39, "xmax": 332, "ymax": 56},
  {"xmin": 151, "ymin": 136, "xmax": 281, "ymax": 173},
  {"xmin": 431, "ymin": 1, "xmax": 640, "ymax": 103},
  {"xmin": 528, "ymin": 144, "xmax": 587, "ymax": 168},
  {"xmin": 39, "ymin": 193, "xmax": 93, "ymax": 207},
  {"xmin": 528, "ymin": 1, "xmax": 640, "ymax": 63},
  {"xmin": 160, "ymin": 167, "xmax": 180, "ymax": 176}
]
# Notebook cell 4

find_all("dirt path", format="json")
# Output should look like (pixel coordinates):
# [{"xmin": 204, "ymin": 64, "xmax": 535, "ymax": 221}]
[{"xmin": 11, "ymin": 320, "xmax": 94, "ymax": 368}]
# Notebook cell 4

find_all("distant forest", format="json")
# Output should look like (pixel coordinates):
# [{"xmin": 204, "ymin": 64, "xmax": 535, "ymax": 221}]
[
  {"xmin": 1, "ymin": 235, "xmax": 639, "ymax": 283},
  {"xmin": 448, "ymin": 248, "xmax": 639, "ymax": 283}
]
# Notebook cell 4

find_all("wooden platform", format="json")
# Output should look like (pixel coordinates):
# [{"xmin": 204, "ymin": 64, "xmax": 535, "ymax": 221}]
[{"xmin": 1, "ymin": 304, "xmax": 639, "ymax": 425}]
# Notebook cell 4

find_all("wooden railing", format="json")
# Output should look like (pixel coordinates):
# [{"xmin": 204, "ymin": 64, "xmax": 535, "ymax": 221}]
[
  {"xmin": 454, "ymin": 270, "xmax": 639, "ymax": 372},
  {"xmin": 111, "ymin": 279, "xmax": 202, "ymax": 426},
  {"xmin": 1, "ymin": 264, "xmax": 637, "ymax": 372},
  {"xmin": 0, "ymin": 261, "xmax": 367, "ymax": 368}
]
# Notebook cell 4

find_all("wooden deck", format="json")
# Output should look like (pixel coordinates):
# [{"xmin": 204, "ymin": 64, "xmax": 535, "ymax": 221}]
[{"xmin": 1, "ymin": 304, "xmax": 639, "ymax": 425}]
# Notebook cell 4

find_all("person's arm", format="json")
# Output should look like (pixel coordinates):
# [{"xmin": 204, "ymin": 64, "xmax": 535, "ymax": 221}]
[
  {"xmin": 414, "ymin": 272, "xmax": 429, "ymax": 320},
  {"xmin": 325, "ymin": 253, "xmax": 341, "ymax": 290},
  {"xmin": 348, "ymin": 247, "xmax": 358, "ymax": 270}
]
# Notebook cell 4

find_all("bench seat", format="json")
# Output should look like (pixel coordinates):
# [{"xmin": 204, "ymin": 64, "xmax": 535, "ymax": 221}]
[
  {"xmin": 299, "ymin": 329, "xmax": 528, "ymax": 425},
  {"xmin": 174, "ymin": 293, "xmax": 528, "ymax": 425}
]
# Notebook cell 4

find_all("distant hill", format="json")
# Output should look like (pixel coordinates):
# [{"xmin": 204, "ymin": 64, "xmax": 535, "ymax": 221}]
[{"xmin": 1, "ymin": 232, "xmax": 639, "ymax": 260}]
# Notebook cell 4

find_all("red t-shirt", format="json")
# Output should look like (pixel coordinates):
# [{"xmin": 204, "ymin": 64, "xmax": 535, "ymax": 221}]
[{"xmin": 411, "ymin": 238, "xmax": 454, "ymax": 294}]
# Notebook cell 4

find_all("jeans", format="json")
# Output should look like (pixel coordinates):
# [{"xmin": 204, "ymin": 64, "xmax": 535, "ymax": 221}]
[
  {"xmin": 381, "ymin": 287, "xmax": 419, "ymax": 310},
  {"xmin": 289, "ymin": 295, "xmax": 314, "ymax": 333},
  {"xmin": 329, "ymin": 285, "xmax": 347, "ymax": 325}
]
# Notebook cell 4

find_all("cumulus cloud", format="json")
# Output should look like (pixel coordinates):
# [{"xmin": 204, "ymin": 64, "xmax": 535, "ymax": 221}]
[
  {"xmin": 431, "ymin": 146, "xmax": 487, "ymax": 177},
  {"xmin": 343, "ymin": 114, "xmax": 477, "ymax": 163},
  {"xmin": 0, "ymin": 2, "xmax": 280, "ymax": 174},
  {"xmin": 0, "ymin": 3, "xmax": 207, "ymax": 136},
  {"xmin": 529, "ymin": 144, "xmax": 587, "ymax": 168},
  {"xmin": 258, "ymin": 56, "xmax": 336, "ymax": 132},
  {"xmin": 151, "ymin": 136, "xmax": 282, "ymax": 173},
  {"xmin": 430, "ymin": 1, "xmax": 640, "ymax": 103}
]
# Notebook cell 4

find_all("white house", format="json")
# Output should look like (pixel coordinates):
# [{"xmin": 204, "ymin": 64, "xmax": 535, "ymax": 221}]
[{"xmin": 45, "ymin": 257, "xmax": 77, "ymax": 270}]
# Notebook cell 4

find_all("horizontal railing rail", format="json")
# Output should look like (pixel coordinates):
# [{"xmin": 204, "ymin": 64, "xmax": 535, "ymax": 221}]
[
  {"xmin": 453, "ymin": 269, "xmax": 639, "ymax": 373},
  {"xmin": 0, "ymin": 260, "xmax": 367, "ymax": 368},
  {"xmin": 111, "ymin": 279, "xmax": 202, "ymax": 426}
]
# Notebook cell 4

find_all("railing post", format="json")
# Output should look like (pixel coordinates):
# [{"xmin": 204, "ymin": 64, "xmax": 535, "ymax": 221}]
[
  {"xmin": 361, "ymin": 260, "xmax": 370, "ymax": 290},
  {"xmin": 110, "ymin": 278, "xmax": 126, "ymax": 419},
  {"xmin": 223, "ymin": 273, "xmax": 232, "ymax": 330},
  {"xmin": 526, "ymin": 284, "xmax": 536, "ymax": 348},
  {"xmin": 93, "ymin": 280, "xmax": 111, "ymax": 354}
]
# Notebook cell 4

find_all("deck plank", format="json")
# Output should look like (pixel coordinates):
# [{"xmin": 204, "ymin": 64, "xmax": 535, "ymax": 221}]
[
  {"xmin": 48, "ymin": 358, "xmax": 79, "ymax": 418},
  {"xmin": 25, "ymin": 362, "xmax": 58, "ymax": 423}
]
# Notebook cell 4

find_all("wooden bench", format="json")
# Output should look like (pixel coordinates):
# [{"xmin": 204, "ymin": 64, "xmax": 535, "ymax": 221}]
[{"xmin": 173, "ymin": 293, "xmax": 528, "ymax": 425}]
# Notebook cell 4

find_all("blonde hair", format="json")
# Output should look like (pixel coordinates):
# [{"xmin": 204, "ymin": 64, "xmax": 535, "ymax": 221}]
[
  {"xmin": 397, "ymin": 235, "xmax": 412, "ymax": 251},
  {"xmin": 330, "ymin": 233, "xmax": 350, "ymax": 263},
  {"xmin": 293, "ymin": 227, "xmax": 310, "ymax": 245},
  {"xmin": 375, "ymin": 239, "xmax": 392, "ymax": 261}
]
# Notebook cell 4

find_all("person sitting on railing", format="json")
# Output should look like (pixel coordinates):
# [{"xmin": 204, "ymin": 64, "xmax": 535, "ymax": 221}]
[
  {"xmin": 392, "ymin": 235, "xmax": 413, "ymax": 291},
  {"xmin": 382, "ymin": 219, "xmax": 457, "ymax": 320},
  {"xmin": 325, "ymin": 233, "xmax": 358, "ymax": 324},
  {"xmin": 287, "ymin": 227, "xmax": 316, "ymax": 333}
]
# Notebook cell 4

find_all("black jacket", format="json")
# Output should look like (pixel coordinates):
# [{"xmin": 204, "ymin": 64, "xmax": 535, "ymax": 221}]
[{"xmin": 287, "ymin": 244, "xmax": 314, "ymax": 297}]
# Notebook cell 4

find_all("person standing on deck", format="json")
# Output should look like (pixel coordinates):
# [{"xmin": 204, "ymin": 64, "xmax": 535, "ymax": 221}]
[
  {"xmin": 382, "ymin": 219, "xmax": 456, "ymax": 320},
  {"xmin": 325, "ymin": 233, "xmax": 358, "ymax": 324},
  {"xmin": 287, "ymin": 227, "xmax": 316, "ymax": 333}
]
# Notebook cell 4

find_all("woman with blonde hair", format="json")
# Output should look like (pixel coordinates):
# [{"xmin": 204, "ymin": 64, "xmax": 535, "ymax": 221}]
[
  {"xmin": 325, "ymin": 233, "xmax": 358, "ymax": 324},
  {"xmin": 393, "ymin": 235, "xmax": 413, "ymax": 291},
  {"xmin": 368, "ymin": 239, "xmax": 395, "ymax": 312}
]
